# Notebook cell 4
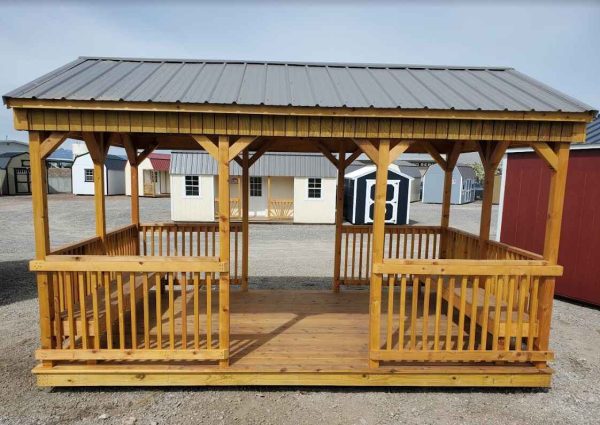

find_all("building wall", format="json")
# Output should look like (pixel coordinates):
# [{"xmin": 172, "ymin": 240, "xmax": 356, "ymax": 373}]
[
  {"xmin": 0, "ymin": 169, "xmax": 7, "ymax": 195},
  {"xmin": 500, "ymin": 150, "xmax": 600, "ymax": 306},
  {"xmin": 125, "ymin": 159, "xmax": 171, "ymax": 196},
  {"xmin": 72, "ymin": 154, "xmax": 123, "ymax": 195},
  {"xmin": 422, "ymin": 165, "xmax": 463, "ymax": 204},
  {"xmin": 47, "ymin": 168, "xmax": 72, "ymax": 194},
  {"xmin": 293, "ymin": 177, "xmax": 336, "ymax": 223},
  {"xmin": 215, "ymin": 176, "xmax": 293, "ymax": 218},
  {"xmin": 170, "ymin": 174, "xmax": 214, "ymax": 221}
]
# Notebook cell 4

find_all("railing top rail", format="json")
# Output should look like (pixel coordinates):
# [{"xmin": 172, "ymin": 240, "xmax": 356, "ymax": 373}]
[
  {"xmin": 445, "ymin": 227, "xmax": 544, "ymax": 260},
  {"xmin": 374, "ymin": 258, "xmax": 562, "ymax": 276},
  {"xmin": 139, "ymin": 221, "xmax": 242, "ymax": 228},
  {"xmin": 341, "ymin": 224, "xmax": 443, "ymax": 232},
  {"xmin": 49, "ymin": 235, "xmax": 102, "ymax": 255},
  {"xmin": 31, "ymin": 255, "xmax": 227, "ymax": 273}
]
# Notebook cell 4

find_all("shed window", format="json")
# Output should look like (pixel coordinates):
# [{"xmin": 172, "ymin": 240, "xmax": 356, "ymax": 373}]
[
  {"xmin": 185, "ymin": 175, "xmax": 200, "ymax": 196},
  {"xmin": 250, "ymin": 177, "xmax": 262, "ymax": 197},
  {"xmin": 307, "ymin": 178, "xmax": 322, "ymax": 199},
  {"xmin": 84, "ymin": 168, "xmax": 94, "ymax": 182}
]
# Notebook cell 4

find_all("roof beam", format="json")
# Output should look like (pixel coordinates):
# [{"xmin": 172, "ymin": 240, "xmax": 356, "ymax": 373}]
[
  {"xmin": 228, "ymin": 136, "xmax": 258, "ymax": 162},
  {"xmin": 40, "ymin": 132, "xmax": 68, "ymax": 160},
  {"xmin": 352, "ymin": 139, "xmax": 379, "ymax": 164},
  {"xmin": 191, "ymin": 135, "xmax": 218, "ymax": 160},
  {"xmin": 531, "ymin": 142, "xmax": 558, "ymax": 171},
  {"xmin": 314, "ymin": 140, "xmax": 339, "ymax": 168}
]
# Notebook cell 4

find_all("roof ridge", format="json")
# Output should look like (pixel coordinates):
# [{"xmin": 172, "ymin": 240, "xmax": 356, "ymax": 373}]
[{"xmin": 77, "ymin": 56, "xmax": 513, "ymax": 71}]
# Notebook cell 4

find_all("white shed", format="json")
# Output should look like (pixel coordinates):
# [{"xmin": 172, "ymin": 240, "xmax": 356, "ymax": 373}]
[
  {"xmin": 169, "ymin": 151, "xmax": 337, "ymax": 223},
  {"xmin": 422, "ymin": 164, "xmax": 477, "ymax": 205},
  {"xmin": 72, "ymin": 153, "xmax": 126, "ymax": 195},
  {"xmin": 125, "ymin": 152, "xmax": 171, "ymax": 197}
]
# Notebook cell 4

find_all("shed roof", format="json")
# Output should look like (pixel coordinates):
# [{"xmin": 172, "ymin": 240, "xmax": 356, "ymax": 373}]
[
  {"xmin": 148, "ymin": 153, "xmax": 170, "ymax": 172},
  {"xmin": 346, "ymin": 159, "xmax": 421, "ymax": 179},
  {"xmin": 74, "ymin": 152, "xmax": 126, "ymax": 171},
  {"xmin": 0, "ymin": 151, "xmax": 28, "ymax": 169},
  {"xmin": 3, "ymin": 57, "xmax": 595, "ymax": 113},
  {"xmin": 586, "ymin": 119, "xmax": 600, "ymax": 145},
  {"xmin": 424, "ymin": 163, "xmax": 477, "ymax": 180},
  {"xmin": 171, "ymin": 151, "xmax": 337, "ymax": 177}
]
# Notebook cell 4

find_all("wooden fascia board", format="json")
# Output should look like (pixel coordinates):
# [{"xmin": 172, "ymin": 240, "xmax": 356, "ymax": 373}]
[{"xmin": 6, "ymin": 99, "xmax": 595, "ymax": 122}]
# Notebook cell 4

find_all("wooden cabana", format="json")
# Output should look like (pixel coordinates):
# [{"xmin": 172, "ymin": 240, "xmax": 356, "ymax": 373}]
[{"xmin": 4, "ymin": 57, "xmax": 596, "ymax": 387}]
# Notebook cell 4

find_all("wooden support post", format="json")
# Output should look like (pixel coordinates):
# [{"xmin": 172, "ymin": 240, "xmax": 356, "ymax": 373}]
[
  {"xmin": 333, "ymin": 141, "xmax": 346, "ymax": 292},
  {"xmin": 536, "ymin": 143, "xmax": 570, "ymax": 367},
  {"xmin": 83, "ymin": 133, "xmax": 108, "ymax": 246},
  {"xmin": 30, "ymin": 131, "xmax": 55, "ymax": 364},
  {"xmin": 241, "ymin": 149, "xmax": 249, "ymax": 291},
  {"xmin": 130, "ymin": 164, "xmax": 140, "ymax": 226},
  {"xmin": 369, "ymin": 139, "xmax": 390, "ymax": 368},
  {"xmin": 267, "ymin": 176, "xmax": 272, "ymax": 218},
  {"xmin": 218, "ymin": 136, "xmax": 230, "ymax": 368},
  {"xmin": 478, "ymin": 162, "xmax": 496, "ymax": 258}
]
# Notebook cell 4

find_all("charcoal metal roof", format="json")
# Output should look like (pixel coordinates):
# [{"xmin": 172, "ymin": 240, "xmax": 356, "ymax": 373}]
[
  {"xmin": 3, "ymin": 57, "xmax": 595, "ymax": 113},
  {"xmin": 586, "ymin": 119, "xmax": 600, "ymax": 145},
  {"xmin": 0, "ymin": 151, "xmax": 28, "ymax": 169},
  {"xmin": 171, "ymin": 151, "xmax": 337, "ymax": 177}
]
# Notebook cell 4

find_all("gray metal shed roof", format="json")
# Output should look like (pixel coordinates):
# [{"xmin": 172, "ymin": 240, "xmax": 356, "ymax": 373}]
[
  {"xmin": 346, "ymin": 159, "xmax": 421, "ymax": 179},
  {"xmin": 586, "ymin": 119, "xmax": 600, "ymax": 145},
  {"xmin": 171, "ymin": 151, "xmax": 337, "ymax": 177},
  {"xmin": 457, "ymin": 165, "xmax": 477, "ymax": 180},
  {"xmin": 3, "ymin": 57, "xmax": 595, "ymax": 113},
  {"xmin": 0, "ymin": 151, "xmax": 27, "ymax": 169}
]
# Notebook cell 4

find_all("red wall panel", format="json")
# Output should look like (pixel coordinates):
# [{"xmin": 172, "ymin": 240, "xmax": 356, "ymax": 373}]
[{"xmin": 501, "ymin": 150, "xmax": 600, "ymax": 306}]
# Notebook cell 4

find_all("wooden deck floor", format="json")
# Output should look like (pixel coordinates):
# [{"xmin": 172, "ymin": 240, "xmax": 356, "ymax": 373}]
[{"xmin": 35, "ymin": 290, "xmax": 552, "ymax": 387}]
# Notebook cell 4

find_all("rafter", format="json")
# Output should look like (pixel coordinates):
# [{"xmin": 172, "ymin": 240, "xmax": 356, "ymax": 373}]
[
  {"xmin": 531, "ymin": 142, "xmax": 558, "ymax": 171},
  {"xmin": 389, "ymin": 140, "xmax": 412, "ymax": 164},
  {"xmin": 228, "ymin": 136, "xmax": 258, "ymax": 162},
  {"xmin": 191, "ymin": 135, "xmax": 218, "ymax": 159},
  {"xmin": 352, "ymin": 139, "xmax": 379, "ymax": 164},
  {"xmin": 314, "ymin": 140, "xmax": 339, "ymax": 168},
  {"xmin": 40, "ymin": 132, "xmax": 68, "ymax": 160}
]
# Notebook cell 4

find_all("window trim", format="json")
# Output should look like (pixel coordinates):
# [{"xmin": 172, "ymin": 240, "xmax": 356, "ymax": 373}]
[
  {"xmin": 250, "ymin": 176, "xmax": 263, "ymax": 197},
  {"xmin": 183, "ymin": 175, "xmax": 201, "ymax": 198},
  {"xmin": 306, "ymin": 177, "xmax": 323, "ymax": 200},
  {"xmin": 84, "ymin": 168, "xmax": 94, "ymax": 183}
]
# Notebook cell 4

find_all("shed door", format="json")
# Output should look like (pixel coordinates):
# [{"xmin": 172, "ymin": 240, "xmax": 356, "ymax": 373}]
[
  {"xmin": 364, "ymin": 179, "xmax": 399, "ymax": 224},
  {"xmin": 143, "ymin": 170, "xmax": 156, "ymax": 196},
  {"xmin": 14, "ymin": 167, "xmax": 31, "ymax": 194}
]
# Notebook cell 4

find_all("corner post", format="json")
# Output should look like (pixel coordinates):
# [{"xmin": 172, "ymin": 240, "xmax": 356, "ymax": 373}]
[
  {"xmin": 123, "ymin": 135, "xmax": 140, "ymax": 254},
  {"xmin": 83, "ymin": 133, "xmax": 108, "ymax": 247},
  {"xmin": 536, "ymin": 143, "xmax": 570, "ymax": 366},
  {"xmin": 478, "ymin": 162, "xmax": 496, "ymax": 258},
  {"xmin": 218, "ymin": 136, "xmax": 231, "ymax": 367},
  {"xmin": 369, "ymin": 139, "xmax": 390, "ymax": 368},
  {"xmin": 241, "ymin": 149, "xmax": 249, "ymax": 291},
  {"xmin": 333, "ymin": 141, "xmax": 346, "ymax": 292},
  {"xmin": 30, "ymin": 131, "xmax": 55, "ymax": 363}
]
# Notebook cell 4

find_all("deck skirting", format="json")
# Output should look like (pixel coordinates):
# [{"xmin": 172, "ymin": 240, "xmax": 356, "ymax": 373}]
[{"xmin": 34, "ymin": 364, "xmax": 553, "ymax": 388}]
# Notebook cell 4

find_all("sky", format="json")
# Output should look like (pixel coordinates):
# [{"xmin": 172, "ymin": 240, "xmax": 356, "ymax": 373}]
[{"xmin": 1, "ymin": 1, "xmax": 599, "ymax": 143}]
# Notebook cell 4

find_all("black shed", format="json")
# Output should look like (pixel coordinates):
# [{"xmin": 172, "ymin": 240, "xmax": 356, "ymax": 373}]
[{"xmin": 344, "ymin": 164, "xmax": 413, "ymax": 225}]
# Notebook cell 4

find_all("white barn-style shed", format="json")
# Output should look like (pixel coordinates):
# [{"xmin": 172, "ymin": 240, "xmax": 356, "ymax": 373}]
[
  {"xmin": 422, "ymin": 163, "xmax": 477, "ymax": 204},
  {"xmin": 125, "ymin": 152, "xmax": 171, "ymax": 197},
  {"xmin": 72, "ymin": 152, "xmax": 126, "ymax": 195},
  {"xmin": 170, "ymin": 151, "xmax": 337, "ymax": 223}
]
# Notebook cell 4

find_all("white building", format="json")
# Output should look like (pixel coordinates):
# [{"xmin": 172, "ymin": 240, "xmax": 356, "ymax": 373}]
[
  {"xmin": 125, "ymin": 152, "xmax": 171, "ymax": 197},
  {"xmin": 72, "ymin": 152, "xmax": 126, "ymax": 195},
  {"xmin": 170, "ymin": 152, "xmax": 337, "ymax": 223}
]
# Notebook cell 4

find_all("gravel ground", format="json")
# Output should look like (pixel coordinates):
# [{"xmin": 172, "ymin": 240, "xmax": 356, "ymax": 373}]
[{"xmin": 0, "ymin": 195, "xmax": 598, "ymax": 425}]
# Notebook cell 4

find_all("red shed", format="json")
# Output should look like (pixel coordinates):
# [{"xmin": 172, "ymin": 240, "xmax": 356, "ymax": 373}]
[{"xmin": 499, "ymin": 133, "xmax": 600, "ymax": 306}]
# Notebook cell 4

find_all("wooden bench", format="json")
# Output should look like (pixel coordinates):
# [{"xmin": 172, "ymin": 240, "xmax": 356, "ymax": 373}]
[
  {"xmin": 58, "ymin": 273, "xmax": 158, "ymax": 340},
  {"xmin": 441, "ymin": 284, "xmax": 538, "ymax": 340}
]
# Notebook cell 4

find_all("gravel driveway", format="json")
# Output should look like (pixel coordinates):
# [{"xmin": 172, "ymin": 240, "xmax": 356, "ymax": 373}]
[{"xmin": 0, "ymin": 195, "xmax": 598, "ymax": 425}]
